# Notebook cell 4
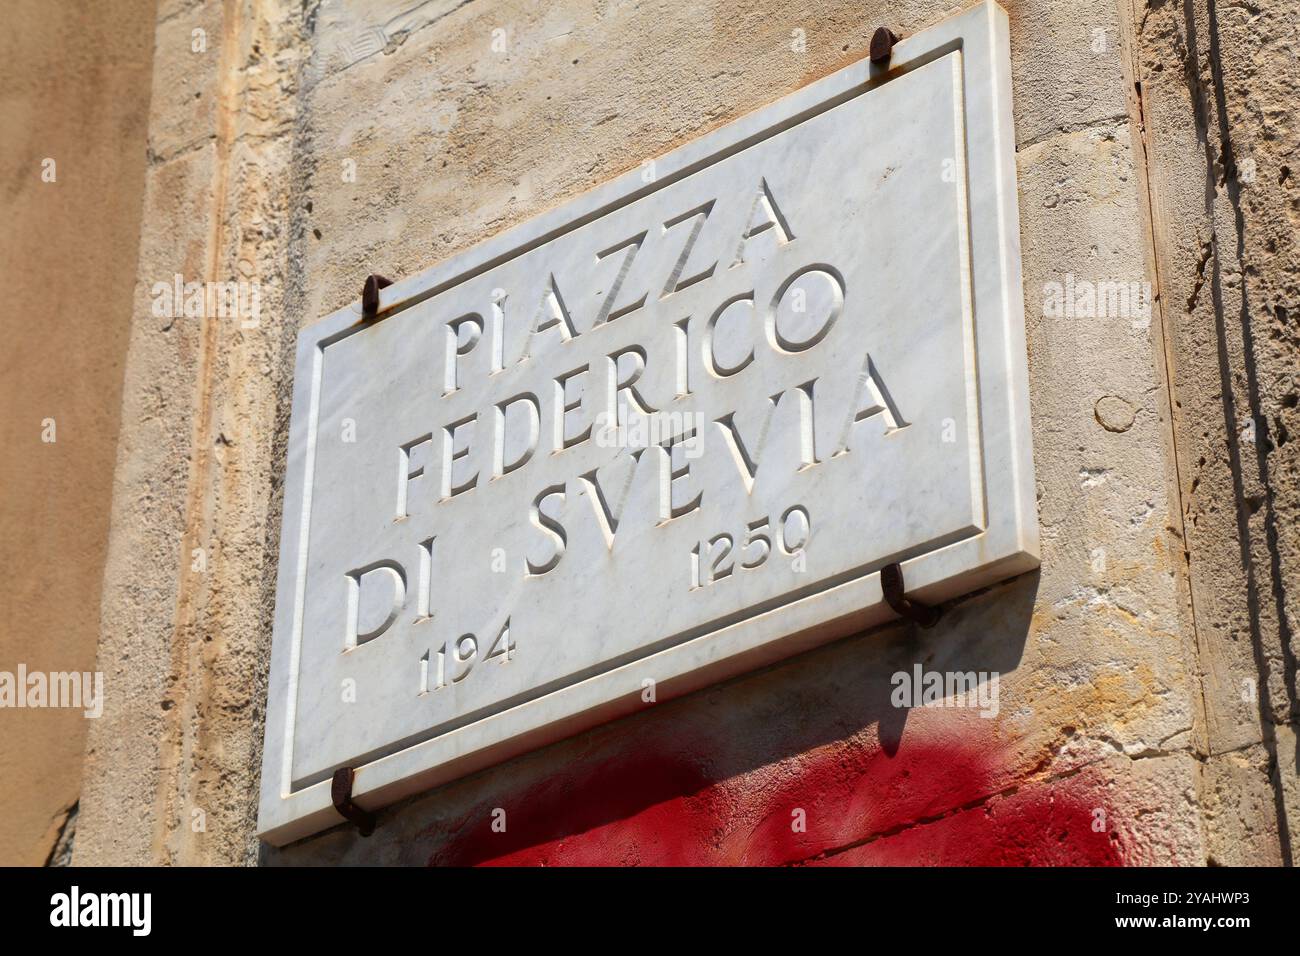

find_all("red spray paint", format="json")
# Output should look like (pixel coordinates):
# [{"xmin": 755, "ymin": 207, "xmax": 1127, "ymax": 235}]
[{"xmin": 428, "ymin": 718, "xmax": 1126, "ymax": 867}]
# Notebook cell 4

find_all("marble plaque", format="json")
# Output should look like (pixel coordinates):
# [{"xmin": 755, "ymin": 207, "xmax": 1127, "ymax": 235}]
[{"xmin": 259, "ymin": 1, "xmax": 1035, "ymax": 844}]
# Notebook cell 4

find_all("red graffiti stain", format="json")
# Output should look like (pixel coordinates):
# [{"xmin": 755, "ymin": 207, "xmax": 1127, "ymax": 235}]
[
  {"xmin": 813, "ymin": 785, "xmax": 1125, "ymax": 867},
  {"xmin": 428, "ymin": 726, "xmax": 1126, "ymax": 867}
]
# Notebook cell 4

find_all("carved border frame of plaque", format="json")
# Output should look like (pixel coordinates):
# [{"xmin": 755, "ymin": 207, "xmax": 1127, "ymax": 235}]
[{"xmin": 259, "ymin": 1, "xmax": 1033, "ymax": 844}]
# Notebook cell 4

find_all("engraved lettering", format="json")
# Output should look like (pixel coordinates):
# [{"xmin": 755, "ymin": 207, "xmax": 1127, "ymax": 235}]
[
  {"xmin": 715, "ymin": 392, "xmax": 781, "ymax": 494},
  {"xmin": 345, "ymin": 560, "xmax": 407, "ymax": 648},
  {"xmin": 553, "ymin": 365, "xmax": 594, "ymax": 450},
  {"xmin": 769, "ymin": 265, "xmax": 844, "ymax": 352},
  {"xmin": 580, "ymin": 450, "xmax": 648, "ymax": 550},
  {"xmin": 442, "ymin": 413, "xmax": 479, "ymax": 497},
  {"xmin": 732, "ymin": 177, "xmax": 795, "ymax": 267},
  {"xmin": 526, "ymin": 484, "xmax": 567, "ymax": 576},
  {"xmin": 522, "ymin": 274, "xmax": 577, "ymax": 362},
  {"xmin": 704, "ymin": 293, "xmax": 756, "ymax": 378},
  {"xmin": 661, "ymin": 200, "xmax": 717, "ymax": 298},
  {"xmin": 607, "ymin": 344, "xmax": 657, "ymax": 422},
  {"xmin": 593, "ymin": 231, "xmax": 649, "ymax": 325},
  {"xmin": 493, "ymin": 392, "xmax": 540, "ymax": 478},
  {"xmin": 655, "ymin": 431, "xmax": 703, "ymax": 521},
  {"xmin": 444, "ymin": 313, "xmax": 484, "ymax": 395},
  {"xmin": 834, "ymin": 352, "xmax": 910, "ymax": 455},
  {"xmin": 397, "ymin": 434, "xmax": 433, "ymax": 518}
]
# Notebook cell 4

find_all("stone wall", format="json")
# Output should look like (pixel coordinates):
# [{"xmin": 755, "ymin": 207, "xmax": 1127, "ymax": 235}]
[
  {"xmin": 1130, "ymin": 0, "xmax": 1300, "ymax": 863},
  {"xmin": 58, "ymin": 0, "xmax": 1297, "ymax": 865}
]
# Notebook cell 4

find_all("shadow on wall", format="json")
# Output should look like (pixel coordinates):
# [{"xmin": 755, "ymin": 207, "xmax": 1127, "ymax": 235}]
[{"xmin": 268, "ymin": 570, "xmax": 1123, "ymax": 866}]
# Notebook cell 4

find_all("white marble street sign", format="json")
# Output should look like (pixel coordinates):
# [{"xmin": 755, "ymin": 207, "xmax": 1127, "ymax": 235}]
[{"xmin": 258, "ymin": 1, "xmax": 1036, "ymax": 844}]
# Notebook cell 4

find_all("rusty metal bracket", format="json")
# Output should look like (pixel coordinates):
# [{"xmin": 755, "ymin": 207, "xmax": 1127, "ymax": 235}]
[
  {"xmin": 869, "ymin": 27, "xmax": 900, "ymax": 65},
  {"xmin": 361, "ymin": 273, "xmax": 394, "ymax": 322},
  {"xmin": 331, "ymin": 767, "xmax": 376, "ymax": 836},
  {"xmin": 880, "ymin": 563, "xmax": 941, "ymax": 629}
]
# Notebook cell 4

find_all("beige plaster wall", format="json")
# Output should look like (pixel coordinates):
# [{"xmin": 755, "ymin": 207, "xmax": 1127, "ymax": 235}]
[{"xmin": 0, "ymin": 0, "xmax": 155, "ymax": 866}]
